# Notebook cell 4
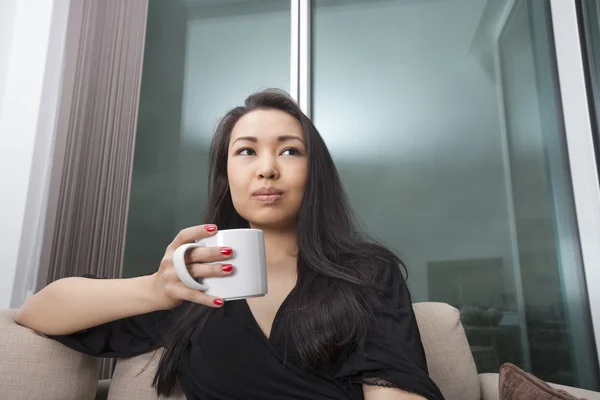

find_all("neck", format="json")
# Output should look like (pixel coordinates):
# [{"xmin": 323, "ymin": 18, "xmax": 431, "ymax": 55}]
[{"xmin": 252, "ymin": 225, "xmax": 298, "ymax": 273}]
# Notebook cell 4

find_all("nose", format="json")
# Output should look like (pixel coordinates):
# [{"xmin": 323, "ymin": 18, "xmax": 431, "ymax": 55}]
[{"xmin": 256, "ymin": 155, "xmax": 280, "ymax": 180}]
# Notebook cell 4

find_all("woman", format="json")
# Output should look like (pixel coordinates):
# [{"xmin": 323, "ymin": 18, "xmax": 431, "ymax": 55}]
[{"xmin": 16, "ymin": 89, "xmax": 444, "ymax": 400}]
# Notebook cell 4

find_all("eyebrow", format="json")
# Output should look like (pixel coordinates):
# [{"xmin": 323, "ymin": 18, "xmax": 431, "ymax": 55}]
[{"xmin": 231, "ymin": 135, "xmax": 305, "ymax": 145}]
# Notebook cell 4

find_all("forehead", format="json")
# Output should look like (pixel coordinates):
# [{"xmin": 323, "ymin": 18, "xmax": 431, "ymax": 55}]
[{"xmin": 230, "ymin": 109, "xmax": 303, "ymax": 142}]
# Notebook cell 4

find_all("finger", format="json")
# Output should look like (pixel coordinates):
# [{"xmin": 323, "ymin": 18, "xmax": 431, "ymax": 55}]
[
  {"xmin": 188, "ymin": 263, "xmax": 234, "ymax": 278},
  {"xmin": 168, "ymin": 224, "xmax": 218, "ymax": 250},
  {"xmin": 185, "ymin": 246, "xmax": 233, "ymax": 264},
  {"xmin": 164, "ymin": 281, "xmax": 223, "ymax": 307}
]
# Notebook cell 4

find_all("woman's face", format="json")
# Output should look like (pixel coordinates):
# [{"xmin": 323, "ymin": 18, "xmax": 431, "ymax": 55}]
[{"xmin": 227, "ymin": 109, "xmax": 308, "ymax": 229}]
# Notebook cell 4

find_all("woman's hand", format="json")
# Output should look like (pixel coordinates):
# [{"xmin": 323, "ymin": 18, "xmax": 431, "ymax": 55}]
[{"xmin": 152, "ymin": 224, "xmax": 233, "ymax": 309}]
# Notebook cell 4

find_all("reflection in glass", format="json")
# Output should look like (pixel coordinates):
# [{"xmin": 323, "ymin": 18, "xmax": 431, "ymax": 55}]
[{"xmin": 312, "ymin": 0, "xmax": 598, "ymax": 389}]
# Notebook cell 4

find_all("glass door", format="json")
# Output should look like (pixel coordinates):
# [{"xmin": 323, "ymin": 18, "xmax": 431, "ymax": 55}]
[
  {"xmin": 311, "ymin": 0, "xmax": 599, "ymax": 389},
  {"xmin": 121, "ymin": 0, "xmax": 600, "ymax": 389},
  {"xmin": 496, "ymin": 0, "xmax": 597, "ymax": 387},
  {"xmin": 579, "ymin": 0, "xmax": 600, "ymax": 178},
  {"xmin": 123, "ymin": 0, "xmax": 290, "ymax": 278}
]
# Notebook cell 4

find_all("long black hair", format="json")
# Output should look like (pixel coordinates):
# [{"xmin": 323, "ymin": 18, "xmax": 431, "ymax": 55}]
[{"xmin": 153, "ymin": 89, "xmax": 404, "ymax": 395}]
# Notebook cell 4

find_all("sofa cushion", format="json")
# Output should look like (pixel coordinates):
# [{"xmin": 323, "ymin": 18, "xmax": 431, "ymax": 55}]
[
  {"xmin": 108, "ymin": 349, "xmax": 185, "ymax": 400},
  {"xmin": 0, "ymin": 309, "xmax": 100, "ymax": 400},
  {"xmin": 480, "ymin": 373, "xmax": 501, "ymax": 400},
  {"xmin": 549, "ymin": 382, "xmax": 600, "ymax": 400},
  {"xmin": 413, "ymin": 302, "xmax": 480, "ymax": 400}
]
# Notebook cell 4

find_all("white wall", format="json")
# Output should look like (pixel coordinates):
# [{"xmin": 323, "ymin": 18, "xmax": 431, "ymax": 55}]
[
  {"xmin": 0, "ymin": 1, "xmax": 18, "ymax": 109},
  {"xmin": 0, "ymin": 0, "xmax": 70, "ymax": 309}
]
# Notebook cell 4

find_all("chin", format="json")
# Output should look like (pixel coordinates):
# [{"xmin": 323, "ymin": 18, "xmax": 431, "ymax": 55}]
[{"xmin": 242, "ymin": 210, "xmax": 297, "ymax": 230}]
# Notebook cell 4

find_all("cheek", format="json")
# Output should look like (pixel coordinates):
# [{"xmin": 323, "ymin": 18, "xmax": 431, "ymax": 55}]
[
  {"xmin": 226, "ymin": 165, "xmax": 243, "ymax": 198},
  {"xmin": 291, "ymin": 163, "xmax": 308, "ymax": 195},
  {"xmin": 227, "ymin": 163, "xmax": 253, "ymax": 208},
  {"xmin": 297, "ymin": 174, "xmax": 307, "ymax": 193}
]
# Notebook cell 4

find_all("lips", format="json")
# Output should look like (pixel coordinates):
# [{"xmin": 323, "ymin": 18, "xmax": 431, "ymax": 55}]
[
  {"xmin": 253, "ymin": 187, "xmax": 283, "ymax": 203},
  {"xmin": 253, "ymin": 187, "xmax": 283, "ymax": 196}
]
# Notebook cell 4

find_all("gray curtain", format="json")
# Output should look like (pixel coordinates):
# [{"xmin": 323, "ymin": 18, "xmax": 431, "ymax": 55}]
[{"xmin": 37, "ymin": 0, "xmax": 149, "ymax": 379}]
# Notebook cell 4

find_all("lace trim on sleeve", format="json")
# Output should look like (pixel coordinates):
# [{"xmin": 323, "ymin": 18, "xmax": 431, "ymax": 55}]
[
  {"xmin": 351, "ymin": 377, "xmax": 400, "ymax": 388},
  {"xmin": 352, "ymin": 377, "xmax": 431, "ymax": 398}
]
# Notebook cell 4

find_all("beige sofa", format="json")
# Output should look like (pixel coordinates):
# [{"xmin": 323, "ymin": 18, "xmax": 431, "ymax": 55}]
[{"xmin": 1, "ymin": 303, "xmax": 599, "ymax": 400}]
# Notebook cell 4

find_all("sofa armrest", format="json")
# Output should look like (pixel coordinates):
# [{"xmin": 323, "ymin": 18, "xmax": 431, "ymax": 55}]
[
  {"xmin": 479, "ymin": 372, "xmax": 600, "ymax": 400},
  {"xmin": 479, "ymin": 373, "xmax": 500, "ymax": 400},
  {"xmin": 0, "ymin": 309, "xmax": 100, "ymax": 400}
]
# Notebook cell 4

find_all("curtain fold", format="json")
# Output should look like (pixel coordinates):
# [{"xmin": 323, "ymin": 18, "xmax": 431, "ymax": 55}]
[{"xmin": 41, "ymin": 0, "xmax": 149, "ymax": 379}]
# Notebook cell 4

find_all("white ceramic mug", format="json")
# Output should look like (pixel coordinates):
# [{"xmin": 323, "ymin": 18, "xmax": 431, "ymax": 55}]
[{"xmin": 172, "ymin": 228, "xmax": 268, "ymax": 300}]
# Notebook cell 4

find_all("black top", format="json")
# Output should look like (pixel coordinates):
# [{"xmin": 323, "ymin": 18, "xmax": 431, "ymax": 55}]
[{"xmin": 49, "ymin": 266, "xmax": 444, "ymax": 400}]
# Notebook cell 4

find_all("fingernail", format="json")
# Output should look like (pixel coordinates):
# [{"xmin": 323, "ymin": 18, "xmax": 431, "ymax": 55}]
[
  {"xmin": 222, "ymin": 264, "xmax": 233, "ymax": 272},
  {"xmin": 204, "ymin": 224, "xmax": 217, "ymax": 232},
  {"xmin": 213, "ymin": 299, "xmax": 224, "ymax": 306},
  {"xmin": 220, "ymin": 247, "xmax": 232, "ymax": 256}
]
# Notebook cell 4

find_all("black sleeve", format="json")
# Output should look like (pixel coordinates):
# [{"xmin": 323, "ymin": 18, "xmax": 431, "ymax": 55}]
[
  {"xmin": 335, "ymin": 265, "xmax": 445, "ymax": 400},
  {"xmin": 46, "ymin": 275, "xmax": 178, "ymax": 358}
]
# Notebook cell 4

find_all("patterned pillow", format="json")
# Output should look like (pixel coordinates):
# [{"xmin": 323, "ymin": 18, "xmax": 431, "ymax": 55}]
[{"xmin": 499, "ymin": 363, "xmax": 585, "ymax": 400}]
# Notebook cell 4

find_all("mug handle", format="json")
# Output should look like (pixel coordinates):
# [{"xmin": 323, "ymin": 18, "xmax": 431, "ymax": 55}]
[{"xmin": 172, "ymin": 243, "xmax": 209, "ymax": 291}]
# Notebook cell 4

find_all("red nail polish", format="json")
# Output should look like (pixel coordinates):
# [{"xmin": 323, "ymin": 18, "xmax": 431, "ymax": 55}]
[
  {"xmin": 222, "ymin": 264, "xmax": 233, "ymax": 272},
  {"xmin": 204, "ymin": 225, "xmax": 217, "ymax": 232},
  {"xmin": 213, "ymin": 299, "xmax": 224, "ymax": 306},
  {"xmin": 220, "ymin": 247, "xmax": 232, "ymax": 256}
]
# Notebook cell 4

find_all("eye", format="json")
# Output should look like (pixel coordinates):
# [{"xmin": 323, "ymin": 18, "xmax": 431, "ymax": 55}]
[
  {"xmin": 236, "ymin": 148, "xmax": 256, "ymax": 156},
  {"xmin": 281, "ymin": 147, "xmax": 302, "ymax": 156}
]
